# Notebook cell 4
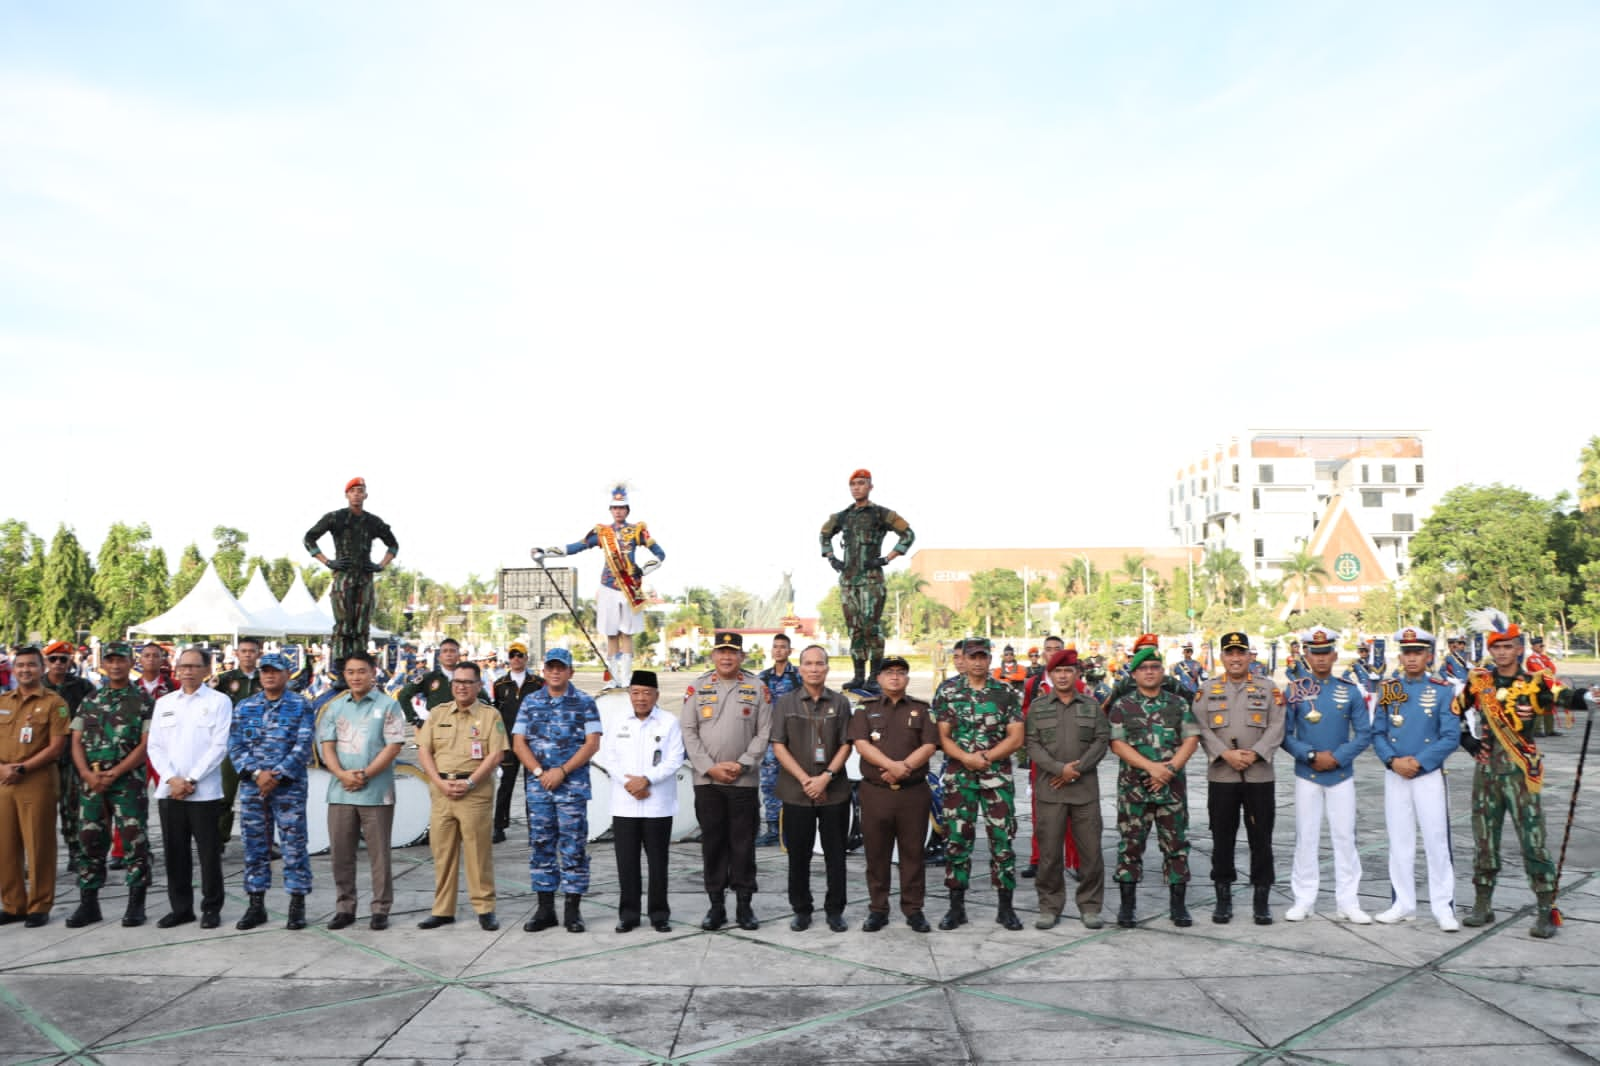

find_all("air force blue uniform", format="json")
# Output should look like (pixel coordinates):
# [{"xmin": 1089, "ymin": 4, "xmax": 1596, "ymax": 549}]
[
  {"xmin": 514, "ymin": 687, "xmax": 602, "ymax": 894},
  {"xmin": 228, "ymin": 689, "xmax": 317, "ymax": 895},
  {"xmin": 757, "ymin": 662, "xmax": 802, "ymax": 834},
  {"xmin": 1372, "ymin": 667, "xmax": 1461, "ymax": 925}
]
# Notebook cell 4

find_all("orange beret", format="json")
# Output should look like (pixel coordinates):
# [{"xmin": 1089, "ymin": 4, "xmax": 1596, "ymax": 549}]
[
  {"xmin": 42, "ymin": 640, "xmax": 74, "ymax": 656},
  {"xmin": 849, "ymin": 469, "xmax": 872, "ymax": 482},
  {"xmin": 345, "ymin": 477, "xmax": 366, "ymax": 492}
]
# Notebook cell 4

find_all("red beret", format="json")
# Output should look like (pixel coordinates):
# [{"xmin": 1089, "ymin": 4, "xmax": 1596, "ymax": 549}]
[
  {"xmin": 1046, "ymin": 649, "xmax": 1080, "ymax": 671},
  {"xmin": 42, "ymin": 640, "xmax": 74, "ymax": 657},
  {"xmin": 345, "ymin": 477, "xmax": 366, "ymax": 492},
  {"xmin": 849, "ymin": 468, "xmax": 872, "ymax": 481}
]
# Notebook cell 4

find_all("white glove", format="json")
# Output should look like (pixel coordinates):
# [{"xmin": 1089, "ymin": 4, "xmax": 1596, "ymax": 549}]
[
  {"xmin": 639, "ymin": 558, "xmax": 661, "ymax": 576},
  {"xmin": 536, "ymin": 545, "xmax": 566, "ymax": 558}
]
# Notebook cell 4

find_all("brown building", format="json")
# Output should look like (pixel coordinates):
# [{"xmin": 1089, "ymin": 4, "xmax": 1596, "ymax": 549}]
[{"xmin": 907, "ymin": 547, "xmax": 1203, "ymax": 613}]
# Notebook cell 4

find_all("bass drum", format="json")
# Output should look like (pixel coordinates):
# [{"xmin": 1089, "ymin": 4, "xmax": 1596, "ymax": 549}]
[
  {"xmin": 390, "ymin": 763, "xmax": 432, "ymax": 848},
  {"xmin": 305, "ymin": 768, "xmax": 334, "ymax": 855},
  {"xmin": 587, "ymin": 764, "xmax": 614, "ymax": 842},
  {"xmin": 814, "ymin": 750, "xmax": 864, "ymax": 856},
  {"xmin": 671, "ymin": 765, "xmax": 699, "ymax": 841}
]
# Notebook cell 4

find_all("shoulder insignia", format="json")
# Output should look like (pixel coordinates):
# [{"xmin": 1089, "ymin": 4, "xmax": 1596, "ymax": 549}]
[{"xmin": 684, "ymin": 686, "xmax": 695, "ymax": 698}]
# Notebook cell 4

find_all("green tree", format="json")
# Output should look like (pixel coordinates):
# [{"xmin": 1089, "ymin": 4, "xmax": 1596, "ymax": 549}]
[
  {"xmin": 1409, "ymin": 484, "xmax": 1561, "ymax": 621},
  {"xmin": 714, "ymin": 586, "xmax": 755, "ymax": 629},
  {"xmin": 1280, "ymin": 545, "xmax": 1330, "ymax": 615},
  {"xmin": 91, "ymin": 523, "xmax": 168, "ymax": 641},
  {"xmin": 818, "ymin": 586, "xmax": 845, "ymax": 637},
  {"xmin": 0, "ymin": 520, "xmax": 45, "ymax": 644},
  {"xmin": 172, "ymin": 543, "xmax": 207, "ymax": 601},
  {"xmin": 266, "ymin": 557, "xmax": 297, "ymax": 600},
  {"xmin": 300, "ymin": 564, "xmax": 331, "ymax": 601},
  {"xmin": 1580, "ymin": 436, "xmax": 1600, "ymax": 513},
  {"xmin": 212, "ymin": 526, "xmax": 250, "ymax": 595},
  {"xmin": 37, "ymin": 524, "xmax": 98, "ymax": 640},
  {"xmin": 963, "ymin": 569, "xmax": 1023, "ymax": 638},
  {"xmin": 1201, "ymin": 547, "xmax": 1249, "ymax": 608}
]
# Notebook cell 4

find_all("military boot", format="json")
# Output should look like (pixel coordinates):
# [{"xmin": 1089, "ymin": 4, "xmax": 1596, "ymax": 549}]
[
  {"xmin": 1117, "ymin": 882, "xmax": 1138, "ymax": 928},
  {"xmin": 995, "ymin": 888, "xmax": 1023, "ymax": 931},
  {"xmin": 1530, "ymin": 891, "xmax": 1559, "ymax": 939},
  {"xmin": 1252, "ymin": 885, "xmax": 1273, "ymax": 926},
  {"xmin": 122, "ymin": 885, "xmax": 147, "ymax": 928},
  {"xmin": 701, "ymin": 894, "xmax": 727, "ymax": 931},
  {"xmin": 236, "ymin": 892, "xmax": 269, "ymax": 930},
  {"xmin": 862, "ymin": 656, "xmax": 883, "ymax": 694},
  {"xmin": 286, "ymin": 894, "xmax": 307, "ymax": 930},
  {"xmin": 65, "ymin": 889, "xmax": 102, "ymax": 928},
  {"xmin": 1170, "ymin": 884, "xmax": 1193, "ymax": 928},
  {"xmin": 1462, "ymin": 887, "xmax": 1495, "ymax": 928},
  {"xmin": 939, "ymin": 889, "xmax": 968, "ymax": 930},
  {"xmin": 525, "ymin": 891, "xmax": 558, "ymax": 932},
  {"xmin": 754, "ymin": 820, "xmax": 780, "ymax": 847},
  {"xmin": 845, "ymin": 658, "xmax": 867, "ymax": 691},
  {"xmin": 735, "ymin": 894, "xmax": 759, "ymax": 931},
  {"xmin": 564, "ymin": 893, "xmax": 586, "ymax": 933},
  {"xmin": 1212, "ymin": 883, "xmax": 1233, "ymax": 925}
]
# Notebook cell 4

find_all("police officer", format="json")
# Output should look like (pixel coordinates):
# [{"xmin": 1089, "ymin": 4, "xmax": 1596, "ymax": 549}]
[
  {"xmin": 0, "ymin": 647, "xmax": 71, "ymax": 926},
  {"xmin": 229, "ymin": 652, "xmax": 317, "ymax": 930},
  {"xmin": 934, "ymin": 637, "xmax": 1025, "ymax": 931},
  {"xmin": 755, "ymin": 634, "xmax": 802, "ymax": 847},
  {"xmin": 66, "ymin": 642, "xmax": 153, "ymax": 928},
  {"xmin": 1192, "ymin": 631, "xmax": 1284, "ymax": 926},
  {"xmin": 1108, "ymin": 643, "xmax": 1201, "ymax": 929},
  {"xmin": 396, "ymin": 638, "xmax": 462, "ymax": 725},
  {"xmin": 850, "ymin": 655, "xmax": 938, "ymax": 932},
  {"xmin": 1282, "ymin": 628, "xmax": 1373, "ymax": 924},
  {"xmin": 213, "ymin": 636, "xmax": 263, "ymax": 850},
  {"xmin": 1373, "ymin": 627, "xmax": 1462, "ymax": 931},
  {"xmin": 491, "ymin": 642, "xmax": 542, "ymax": 843},
  {"xmin": 512, "ymin": 647, "xmax": 601, "ymax": 934}
]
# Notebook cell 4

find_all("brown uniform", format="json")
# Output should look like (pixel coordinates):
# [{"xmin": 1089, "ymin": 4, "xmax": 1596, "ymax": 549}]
[
  {"xmin": 1191, "ymin": 678, "xmax": 1285, "ymax": 887},
  {"xmin": 416, "ymin": 701, "xmax": 507, "ymax": 917},
  {"xmin": 1025, "ymin": 688, "xmax": 1110, "ymax": 918},
  {"xmin": 680, "ymin": 669, "xmax": 772, "ymax": 903},
  {"xmin": 0, "ymin": 687, "xmax": 71, "ymax": 917},
  {"xmin": 772, "ymin": 686, "xmax": 853, "ymax": 919},
  {"xmin": 848, "ymin": 692, "xmax": 939, "ymax": 916}
]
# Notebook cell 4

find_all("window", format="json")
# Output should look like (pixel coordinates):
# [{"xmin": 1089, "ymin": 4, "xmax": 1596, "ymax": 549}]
[
  {"xmin": 1258, "ymin": 465, "xmax": 1274, "ymax": 484},
  {"xmin": 1361, "ymin": 464, "xmax": 1370, "ymax": 483},
  {"xmin": 1232, "ymin": 464, "xmax": 1239, "ymax": 483},
  {"xmin": 1254, "ymin": 538, "xmax": 1265, "ymax": 559},
  {"xmin": 1382, "ymin": 464, "xmax": 1396, "ymax": 484},
  {"xmin": 1252, "ymin": 488, "xmax": 1261, "ymax": 510},
  {"xmin": 1361, "ymin": 490, "xmax": 1383, "ymax": 507},
  {"xmin": 1393, "ymin": 513, "xmax": 1414, "ymax": 532},
  {"xmin": 1202, "ymin": 477, "xmax": 1209, "ymax": 493},
  {"xmin": 1415, "ymin": 464, "xmax": 1425, "ymax": 483}
]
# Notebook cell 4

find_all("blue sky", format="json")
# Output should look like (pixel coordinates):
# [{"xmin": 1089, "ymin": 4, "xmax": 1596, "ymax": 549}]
[{"xmin": 3, "ymin": 2, "xmax": 1597, "ymax": 614}]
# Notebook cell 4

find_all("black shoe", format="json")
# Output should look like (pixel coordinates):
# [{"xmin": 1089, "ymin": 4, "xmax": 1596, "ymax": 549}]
[
  {"xmin": 370, "ymin": 914, "xmax": 389, "ymax": 931},
  {"xmin": 492, "ymin": 828, "xmax": 507, "ymax": 844},
  {"xmin": 1212, "ymin": 883, "xmax": 1233, "ymax": 924},
  {"xmin": 826, "ymin": 913, "xmax": 848, "ymax": 933},
  {"xmin": 65, "ymin": 890, "xmax": 101, "ymax": 928},
  {"xmin": 236, "ymin": 892, "xmax": 268, "ymax": 931},
  {"xmin": 652, "ymin": 920, "xmax": 672, "ymax": 933},
  {"xmin": 23, "ymin": 912, "xmax": 49, "ymax": 928},
  {"xmin": 939, "ymin": 889, "xmax": 968, "ymax": 930},
  {"xmin": 479, "ymin": 913, "xmax": 500, "ymax": 931},
  {"xmin": 1252, "ymin": 885, "xmax": 1274, "ymax": 926},
  {"xmin": 736, "ymin": 901, "xmax": 759, "ymax": 931},
  {"xmin": 1066, "ymin": 867, "xmax": 1080, "ymax": 882},
  {"xmin": 107, "ymin": 856, "xmax": 126, "ymax": 871},
  {"xmin": 995, "ymin": 889, "xmax": 1023, "ymax": 931},
  {"xmin": 924, "ymin": 838, "xmax": 947, "ymax": 866},
  {"xmin": 1020, "ymin": 864, "xmax": 1038, "ymax": 879},
  {"xmin": 907, "ymin": 912, "xmax": 932, "ymax": 933},
  {"xmin": 846, "ymin": 832, "xmax": 864, "ymax": 853},
  {"xmin": 200, "ymin": 911, "xmax": 221, "ymax": 929},
  {"xmin": 1170, "ymin": 884, "xmax": 1192, "ymax": 928},
  {"xmin": 615, "ymin": 919, "xmax": 638, "ymax": 933},
  {"xmin": 790, "ymin": 912, "xmax": 812, "ymax": 931},
  {"xmin": 526, "ymin": 891, "xmax": 558, "ymax": 932},
  {"xmin": 0, "ymin": 911, "xmax": 21, "ymax": 925},
  {"xmin": 269, "ymin": 846, "xmax": 281, "ymax": 861},
  {"xmin": 863, "ymin": 911, "xmax": 889, "ymax": 932},
  {"xmin": 418, "ymin": 914, "xmax": 456, "ymax": 929},
  {"xmin": 1117, "ymin": 882, "xmax": 1138, "ymax": 929},
  {"xmin": 563, "ymin": 894, "xmax": 585, "ymax": 933},
  {"xmin": 157, "ymin": 911, "xmax": 196, "ymax": 929},
  {"xmin": 701, "ymin": 904, "xmax": 727, "ymax": 931},
  {"xmin": 122, "ymin": 886, "xmax": 147, "ymax": 928},
  {"xmin": 328, "ymin": 912, "xmax": 356, "ymax": 931}
]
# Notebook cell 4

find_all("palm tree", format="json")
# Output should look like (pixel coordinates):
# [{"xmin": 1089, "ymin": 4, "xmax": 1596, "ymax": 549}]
[
  {"xmin": 1581, "ymin": 435, "xmax": 1600, "ymax": 512},
  {"xmin": 1201, "ymin": 548, "xmax": 1248, "ymax": 607},
  {"xmin": 1280, "ymin": 546, "xmax": 1330, "ymax": 613},
  {"xmin": 1121, "ymin": 553, "xmax": 1150, "ymax": 584}
]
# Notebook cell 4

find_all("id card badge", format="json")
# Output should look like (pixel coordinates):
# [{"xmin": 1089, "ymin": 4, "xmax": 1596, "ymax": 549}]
[
  {"xmin": 652, "ymin": 749, "xmax": 663, "ymax": 767},
  {"xmin": 20, "ymin": 726, "xmax": 33, "ymax": 744},
  {"xmin": 470, "ymin": 740, "xmax": 484, "ymax": 759},
  {"xmin": 814, "ymin": 744, "xmax": 826, "ymax": 764}
]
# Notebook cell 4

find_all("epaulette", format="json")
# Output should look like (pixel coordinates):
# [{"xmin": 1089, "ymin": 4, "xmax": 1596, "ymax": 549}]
[{"xmin": 1427, "ymin": 675, "xmax": 1452, "ymax": 687}]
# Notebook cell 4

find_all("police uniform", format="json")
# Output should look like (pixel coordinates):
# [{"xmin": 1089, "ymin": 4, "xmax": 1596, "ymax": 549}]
[
  {"xmin": 1281, "ymin": 628, "xmax": 1373, "ymax": 922},
  {"xmin": 513, "ymin": 670, "xmax": 602, "ymax": 908},
  {"xmin": 770, "ymin": 681, "xmax": 853, "ymax": 928},
  {"xmin": 71, "ymin": 652, "xmax": 153, "ymax": 916},
  {"xmin": 848, "ymin": 678, "xmax": 938, "ymax": 926},
  {"xmin": 756, "ymin": 659, "xmax": 802, "ymax": 843},
  {"xmin": 228, "ymin": 666, "xmax": 317, "ymax": 917},
  {"xmin": 491, "ymin": 661, "xmax": 542, "ymax": 836},
  {"xmin": 1372, "ymin": 628, "xmax": 1461, "ymax": 929},
  {"xmin": 212, "ymin": 663, "xmax": 261, "ymax": 845},
  {"xmin": 1025, "ymin": 663, "xmax": 1109, "ymax": 927},
  {"xmin": 679, "ymin": 634, "xmax": 772, "ymax": 928},
  {"xmin": 0, "ymin": 678, "xmax": 71, "ymax": 922},
  {"xmin": 1191, "ymin": 632, "xmax": 1284, "ymax": 923},
  {"xmin": 417, "ymin": 695, "xmax": 507, "ymax": 923}
]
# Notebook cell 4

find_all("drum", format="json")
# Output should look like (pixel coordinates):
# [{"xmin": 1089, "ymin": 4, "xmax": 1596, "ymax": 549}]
[
  {"xmin": 671, "ymin": 765, "xmax": 699, "ymax": 841},
  {"xmin": 391, "ymin": 763, "xmax": 432, "ymax": 847},
  {"xmin": 587, "ymin": 764, "xmax": 614, "ymax": 842},
  {"xmin": 304, "ymin": 768, "xmax": 333, "ymax": 855}
]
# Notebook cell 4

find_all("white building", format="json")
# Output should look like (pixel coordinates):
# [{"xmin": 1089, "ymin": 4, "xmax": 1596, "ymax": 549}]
[{"xmin": 1169, "ymin": 430, "xmax": 1436, "ymax": 613}]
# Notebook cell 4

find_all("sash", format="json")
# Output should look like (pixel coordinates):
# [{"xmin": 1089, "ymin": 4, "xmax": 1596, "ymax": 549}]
[
  {"xmin": 596, "ymin": 524, "xmax": 646, "ymax": 609},
  {"xmin": 1468, "ymin": 670, "xmax": 1543, "ymax": 792}
]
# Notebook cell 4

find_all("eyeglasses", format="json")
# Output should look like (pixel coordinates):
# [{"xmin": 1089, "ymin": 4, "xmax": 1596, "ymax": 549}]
[
  {"xmin": 46, "ymin": 655, "xmax": 71, "ymax": 663},
  {"xmin": 509, "ymin": 652, "xmax": 527, "ymax": 658}
]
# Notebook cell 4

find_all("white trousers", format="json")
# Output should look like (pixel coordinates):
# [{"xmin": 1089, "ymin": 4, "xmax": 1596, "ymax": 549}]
[
  {"xmin": 596, "ymin": 584, "xmax": 645, "ymax": 636},
  {"xmin": 1383, "ymin": 769, "xmax": 1455, "ymax": 921},
  {"xmin": 1291, "ymin": 777, "xmax": 1361, "ymax": 911}
]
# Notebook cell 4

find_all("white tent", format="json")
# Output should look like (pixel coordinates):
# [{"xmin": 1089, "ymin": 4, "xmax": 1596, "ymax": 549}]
[
  {"xmin": 128, "ymin": 563, "xmax": 286, "ymax": 640},
  {"xmin": 236, "ymin": 569, "xmax": 300, "ymax": 635},
  {"xmin": 317, "ymin": 584, "xmax": 391, "ymax": 639},
  {"xmin": 278, "ymin": 572, "xmax": 334, "ymax": 636}
]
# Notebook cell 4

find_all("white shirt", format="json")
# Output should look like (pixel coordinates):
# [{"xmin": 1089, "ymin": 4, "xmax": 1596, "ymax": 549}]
[
  {"xmin": 598, "ymin": 705, "xmax": 685, "ymax": 819},
  {"xmin": 148, "ymin": 685, "xmax": 234, "ymax": 800}
]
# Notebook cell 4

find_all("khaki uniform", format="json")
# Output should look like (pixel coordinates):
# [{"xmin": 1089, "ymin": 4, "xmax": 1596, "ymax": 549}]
[
  {"xmin": 848, "ymin": 693, "xmax": 939, "ymax": 916},
  {"xmin": 1025, "ymin": 688, "xmax": 1110, "ymax": 917},
  {"xmin": 0, "ymin": 688, "xmax": 71, "ymax": 916},
  {"xmin": 679, "ymin": 669, "xmax": 772, "ymax": 902},
  {"xmin": 1192, "ymin": 678, "xmax": 1285, "ymax": 887},
  {"xmin": 417, "ymin": 700, "xmax": 507, "ymax": 916}
]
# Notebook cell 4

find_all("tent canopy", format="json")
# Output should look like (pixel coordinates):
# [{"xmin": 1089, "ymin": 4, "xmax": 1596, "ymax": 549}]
[{"xmin": 128, "ymin": 563, "xmax": 286, "ymax": 640}]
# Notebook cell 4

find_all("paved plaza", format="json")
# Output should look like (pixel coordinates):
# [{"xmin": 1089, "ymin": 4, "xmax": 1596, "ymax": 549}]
[{"xmin": 3, "ymin": 669, "xmax": 1599, "ymax": 1064}]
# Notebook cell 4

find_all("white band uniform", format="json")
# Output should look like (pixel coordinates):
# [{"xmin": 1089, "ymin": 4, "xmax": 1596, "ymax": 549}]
[
  {"xmin": 1291, "ymin": 776, "xmax": 1362, "ymax": 913},
  {"xmin": 1383, "ymin": 768, "xmax": 1455, "ymax": 922}
]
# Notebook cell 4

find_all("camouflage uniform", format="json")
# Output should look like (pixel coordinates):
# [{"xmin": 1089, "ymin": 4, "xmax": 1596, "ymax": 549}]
[
  {"xmin": 302, "ymin": 508, "xmax": 400, "ymax": 666},
  {"xmin": 73, "ymin": 684, "xmax": 153, "ymax": 891},
  {"xmin": 934, "ymin": 677, "xmax": 1022, "ymax": 891},
  {"xmin": 228, "ymin": 689, "xmax": 318, "ymax": 896},
  {"xmin": 757, "ymin": 661, "xmax": 802, "ymax": 832},
  {"xmin": 1108, "ymin": 689, "xmax": 1199, "ymax": 885},
  {"xmin": 514, "ymin": 686, "xmax": 602, "ymax": 894},
  {"xmin": 212, "ymin": 667, "xmax": 262, "ymax": 844},
  {"xmin": 47, "ymin": 673, "xmax": 96, "ymax": 877},
  {"xmin": 819, "ymin": 502, "xmax": 914, "ymax": 674},
  {"xmin": 396, "ymin": 666, "xmax": 453, "ymax": 725}
]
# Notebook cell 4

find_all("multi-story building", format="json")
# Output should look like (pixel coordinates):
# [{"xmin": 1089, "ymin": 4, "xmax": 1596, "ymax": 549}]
[{"xmin": 1169, "ymin": 430, "xmax": 1435, "ymax": 614}]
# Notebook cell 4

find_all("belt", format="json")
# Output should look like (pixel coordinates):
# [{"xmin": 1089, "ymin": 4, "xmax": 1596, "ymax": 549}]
[
  {"xmin": 864, "ymin": 775, "xmax": 926, "ymax": 791},
  {"xmin": 438, "ymin": 772, "xmax": 473, "ymax": 781},
  {"xmin": 89, "ymin": 760, "xmax": 115, "ymax": 772}
]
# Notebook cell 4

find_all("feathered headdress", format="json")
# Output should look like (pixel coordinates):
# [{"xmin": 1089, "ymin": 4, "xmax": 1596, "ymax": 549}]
[{"xmin": 1467, "ymin": 607, "xmax": 1520, "ymax": 646}]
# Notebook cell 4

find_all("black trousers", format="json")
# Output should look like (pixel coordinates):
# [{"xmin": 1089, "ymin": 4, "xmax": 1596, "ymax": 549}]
[
  {"xmin": 613, "ymin": 815, "xmax": 672, "ymax": 924},
  {"xmin": 694, "ymin": 784, "xmax": 758, "ymax": 900},
  {"xmin": 783, "ymin": 800, "xmax": 849, "ymax": 916},
  {"xmin": 494, "ymin": 758, "xmax": 523, "ymax": 831},
  {"xmin": 1208, "ymin": 779, "xmax": 1276, "ymax": 885},
  {"xmin": 158, "ymin": 798, "xmax": 226, "ymax": 916}
]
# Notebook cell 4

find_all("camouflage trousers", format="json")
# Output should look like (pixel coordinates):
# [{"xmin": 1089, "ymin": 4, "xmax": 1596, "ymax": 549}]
[
  {"xmin": 942, "ymin": 775, "xmax": 1016, "ymax": 891},
  {"xmin": 58, "ymin": 760, "xmax": 82, "ymax": 875},
  {"xmin": 239, "ymin": 778, "xmax": 312, "ymax": 894},
  {"xmin": 760, "ymin": 745, "xmax": 781, "ymax": 827},
  {"xmin": 1471, "ymin": 765, "xmax": 1555, "ymax": 893},
  {"xmin": 78, "ymin": 772, "xmax": 150, "ymax": 891},
  {"xmin": 528, "ymin": 791, "xmax": 590, "ymax": 894},
  {"xmin": 1115, "ymin": 794, "xmax": 1191, "ymax": 885},
  {"xmin": 839, "ymin": 575, "xmax": 887, "ymax": 661},
  {"xmin": 329, "ymin": 570, "xmax": 377, "ymax": 665}
]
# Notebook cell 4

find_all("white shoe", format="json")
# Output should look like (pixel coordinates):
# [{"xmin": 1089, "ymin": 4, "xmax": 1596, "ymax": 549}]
[
  {"xmin": 1285, "ymin": 903, "xmax": 1312, "ymax": 922},
  {"xmin": 1374, "ymin": 905, "xmax": 1414, "ymax": 924},
  {"xmin": 1437, "ymin": 913, "xmax": 1461, "ymax": 932},
  {"xmin": 1337, "ymin": 907, "xmax": 1373, "ymax": 925}
]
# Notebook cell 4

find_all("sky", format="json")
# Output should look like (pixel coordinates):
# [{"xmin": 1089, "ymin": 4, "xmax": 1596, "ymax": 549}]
[{"xmin": 3, "ymin": 1, "xmax": 1598, "ymax": 616}]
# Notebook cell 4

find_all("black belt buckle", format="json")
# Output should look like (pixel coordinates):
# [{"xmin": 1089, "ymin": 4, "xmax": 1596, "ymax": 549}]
[
  {"xmin": 441, "ymin": 772, "xmax": 471, "ymax": 781},
  {"xmin": 90, "ymin": 761, "xmax": 109, "ymax": 772}
]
